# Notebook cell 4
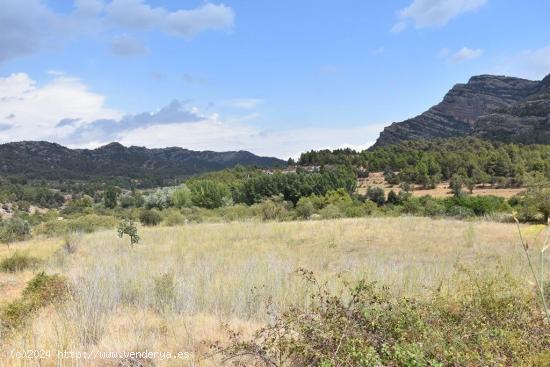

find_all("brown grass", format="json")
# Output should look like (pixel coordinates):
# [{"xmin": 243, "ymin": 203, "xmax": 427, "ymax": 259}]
[{"xmin": 0, "ymin": 217, "xmax": 546, "ymax": 366}]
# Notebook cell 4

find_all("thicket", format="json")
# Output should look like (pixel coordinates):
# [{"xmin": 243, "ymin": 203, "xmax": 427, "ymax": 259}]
[
  {"xmin": 299, "ymin": 137, "xmax": 550, "ymax": 187},
  {"xmin": 217, "ymin": 269, "xmax": 550, "ymax": 366}
]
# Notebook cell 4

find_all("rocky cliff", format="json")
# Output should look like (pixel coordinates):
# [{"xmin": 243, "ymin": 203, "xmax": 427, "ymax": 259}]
[{"xmin": 373, "ymin": 74, "xmax": 548, "ymax": 147}]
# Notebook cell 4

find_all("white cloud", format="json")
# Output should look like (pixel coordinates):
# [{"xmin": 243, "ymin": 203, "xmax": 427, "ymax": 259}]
[
  {"xmin": 493, "ymin": 46, "xmax": 550, "ymax": 80},
  {"xmin": 447, "ymin": 47, "xmax": 483, "ymax": 63},
  {"xmin": 0, "ymin": 73, "xmax": 121, "ymax": 143},
  {"xmin": 105, "ymin": 0, "xmax": 234, "ymax": 38},
  {"xmin": 0, "ymin": 0, "xmax": 235, "ymax": 63},
  {"xmin": 393, "ymin": 0, "xmax": 487, "ymax": 31}
]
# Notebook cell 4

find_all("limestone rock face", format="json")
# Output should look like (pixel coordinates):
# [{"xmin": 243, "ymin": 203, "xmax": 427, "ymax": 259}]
[{"xmin": 373, "ymin": 74, "xmax": 547, "ymax": 147}]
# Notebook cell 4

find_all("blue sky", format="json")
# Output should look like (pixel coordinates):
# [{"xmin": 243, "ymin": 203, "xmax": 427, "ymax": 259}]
[{"xmin": 0, "ymin": 0, "xmax": 549, "ymax": 158}]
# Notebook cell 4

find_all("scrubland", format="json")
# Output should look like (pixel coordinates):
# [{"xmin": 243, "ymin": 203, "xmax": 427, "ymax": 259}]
[{"xmin": 0, "ymin": 217, "xmax": 549, "ymax": 366}]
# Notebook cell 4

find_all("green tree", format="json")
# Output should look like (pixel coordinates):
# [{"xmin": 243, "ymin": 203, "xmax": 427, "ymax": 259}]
[
  {"xmin": 171, "ymin": 184, "xmax": 193, "ymax": 208},
  {"xmin": 450, "ymin": 175, "xmax": 464, "ymax": 197},
  {"xmin": 0, "ymin": 217, "xmax": 32, "ymax": 248},
  {"xmin": 190, "ymin": 180, "xmax": 231, "ymax": 209},
  {"xmin": 366, "ymin": 187, "xmax": 385, "ymax": 206},
  {"xmin": 117, "ymin": 219, "xmax": 140, "ymax": 246},
  {"xmin": 103, "ymin": 187, "xmax": 118, "ymax": 209}
]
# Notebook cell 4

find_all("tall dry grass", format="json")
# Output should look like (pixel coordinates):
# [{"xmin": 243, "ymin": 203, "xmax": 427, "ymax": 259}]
[{"xmin": 0, "ymin": 217, "xmax": 547, "ymax": 366}]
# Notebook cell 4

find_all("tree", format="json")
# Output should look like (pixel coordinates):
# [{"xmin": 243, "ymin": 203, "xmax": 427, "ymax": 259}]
[
  {"xmin": 449, "ymin": 175, "xmax": 464, "ymax": 197},
  {"xmin": 366, "ymin": 187, "xmax": 385, "ymax": 206},
  {"xmin": 295, "ymin": 197, "xmax": 314, "ymax": 219},
  {"xmin": 171, "ymin": 184, "xmax": 193, "ymax": 208},
  {"xmin": 386, "ymin": 190, "xmax": 400, "ymax": 205},
  {"xmin": 0, "ymin": 217, "xmax": 31, "ymax": 248},
  {"xmin": 190, "ymin": 180, "xmax": 231, "ymax": 209},
  {"xmin": 521, "ymin": 174, "xmax": 550, "ymax": 222},
  {"xmin": 104, "ymin": 187, "xmax": 117, "ymax": 209},
  {"xmin": 117, "ymin": 219, "xmax": 140, "ymax": 246}
]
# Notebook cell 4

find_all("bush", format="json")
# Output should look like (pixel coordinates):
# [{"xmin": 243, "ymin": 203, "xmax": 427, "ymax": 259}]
[
  {"xmin": 217, "ymin": 270, "xmax": 550, "ymax": 366},
  {"xmin": 33, "ymin": 215, "xmax": 118, "ymax": 237},
  {"xmin": 144, "ymin": 187, "xmax": 174, "ymax": 209},
  {"xmin": 171, "ymin": 184, "xmax": 193, "ymax": 209},
  {"xmin": 0, "ymin": 217, "xmax": 31, "ymax": 246},
  {"xmin": 139, "ymin": 209, "xmax": 162, "ymax": 226},
  {"xmin": 367, "ymin": 186, "xmax": 385, "ymax": 206},
  {"xmin": 0, "ymin": 252, "xmax": 40, "ymax": 272},
  {"xmin": 318, "ymin": 204, "xmax": 342, "ymax": 219},
  {"xmin": 1, "ymin": 272, "xmax": 68, "ymax": 330},
  {"xmin": 163, "ymin": 210, "xmax": 186, "ymax": 226},
  {"xmin": 295, "ymin": 197, "xmax": 315, "ymax": 219},
  {"xmin": 153, "ymin": 272, "xmax": 175, "ymax": 312},
  {"xmin": 254, "ymin": 198, "xmax": 289, "ymax": 221},
  {"xmin": 189, "ymin": 180, "xmax": 231, "ymax": 209}
]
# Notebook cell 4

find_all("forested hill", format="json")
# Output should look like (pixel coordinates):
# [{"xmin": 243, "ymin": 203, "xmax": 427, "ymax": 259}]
[
  {"xmin": 299, "ymin": 137, "xmax": 550, "ymax": 187},
  {"xmin": 374, "ymin": 73, "xmax": 550, "ymax": 147},
  {"xmin": 0, "ymin": 141, "xmax": 285, "ymax": 185}
]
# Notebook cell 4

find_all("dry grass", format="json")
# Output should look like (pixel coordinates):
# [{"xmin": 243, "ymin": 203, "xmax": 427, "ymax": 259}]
[
  {"xmin": 357, "ymin": 172, "xmax": 525, "ymax": 198},
  {"xmin": 0, "ymin": 217, "xmax": 546, "ymax": 366}
]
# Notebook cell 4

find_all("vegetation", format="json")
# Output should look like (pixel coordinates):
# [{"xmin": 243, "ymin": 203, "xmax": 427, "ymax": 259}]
[
  {"xmin": 300, "ymin": 137, "xmax": 550, "ymax": 188},
  {"xmin": 117, "ymin": 219, "xmax": 140, "ymax": 246},
  {"xmin": 0, "ymin": 251, "xmax": 40, "ymax": 272},
  {"xmin": 1, "ymin": 218, "xmax": 548, "ymax": 366}
]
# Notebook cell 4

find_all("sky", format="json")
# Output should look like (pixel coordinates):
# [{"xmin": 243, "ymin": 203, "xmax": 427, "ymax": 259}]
[{"xmin": 0, "ymin": 0, "xmax": 549, "ymax": 159}]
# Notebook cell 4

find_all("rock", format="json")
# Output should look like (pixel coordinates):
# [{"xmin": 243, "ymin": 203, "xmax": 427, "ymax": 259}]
[{"xmin": 373, "ymin": 74, "xmax": 548, "ymax": 147}]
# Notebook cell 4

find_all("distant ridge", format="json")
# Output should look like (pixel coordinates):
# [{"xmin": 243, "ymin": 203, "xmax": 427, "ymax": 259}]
[
  {"xmin": 373, "ymin": 73, "xmax": 550, "ymax": 147},
  {"xmin": 0, "ymin": 141, "xmax": 285, "ymax": 183}
]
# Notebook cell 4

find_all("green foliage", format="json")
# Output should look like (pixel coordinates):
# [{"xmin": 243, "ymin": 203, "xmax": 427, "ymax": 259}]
[
  {"xmin": 295, "ymin": 197, "xmax": 315, "ymax": 219},
  {"xmin": 117, "ymin": 219, "xmax": 140, "ymax": 246},
  {"xmin": 171, "ymin": 184, "xmax": 193, "ymax": 208},
  {"xmin": 144, "ymin": 187, "xmax": 174, "ymax": 209},
  {"xmin": 0, "ymin": 217, "xmax": 31, "ymax": 246},
  {"xmin": 1, "ymin": 272, "xmax": 68, "ymax": 330},
  {"xmin": 189, "ymin": 180, "xmax": 231, "ymax": 209},
  {"xmin": 103, "ymin": 187, "xmax": 118, "ymax": 209},
  {"xmin": 33, "ymin": 215, "xmax": 118, "ymax": 237},
  {"xmin": 218, "ymin": 269, "xmax": 550, "ymax": 366},
  {"xmin": 0, "ymin": 252, "xmax": 40, "ymax": 273},
  {"xmin": 163, "ymin": 210, "xmax": 186, "ymax": 226},
  {"xmin": 366, "ymin": 186, "xmax": 385, "ymax": 206},
  {"xmin": 253, "ymin": 196, "xmax": 289, "ymax": 221},
  {"xmin": 520, "ymin": 174, "xmax": 550, "ymax": 222},
  {"xmin": 300, "ymin": 137, "xmax": 550, "ymax": 187},
  {"xmin": 139, "ymin": 209, "xmax": 162, "ymax": 226},
  {"xmin": 449, "ymin": 174, "xmax": 464, "ymax": 197}
]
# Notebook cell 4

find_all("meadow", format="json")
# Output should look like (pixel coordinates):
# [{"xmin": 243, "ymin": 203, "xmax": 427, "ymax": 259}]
[{"xmin": 0, "ymin": 217, "xmax": 549, "ymax": 366}]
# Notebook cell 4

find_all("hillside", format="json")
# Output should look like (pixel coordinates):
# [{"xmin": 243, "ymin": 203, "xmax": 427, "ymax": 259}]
[
  {"xmin": 0, "ymin": 141, "xmax": 284, "ymax": 183},
  {"xmin": 373, "ymin": 73, "xmax": 549, "ymax": 147}
]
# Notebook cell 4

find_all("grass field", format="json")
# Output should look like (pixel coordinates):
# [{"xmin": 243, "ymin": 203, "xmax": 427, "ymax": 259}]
[{"xmin": 0, "ymin": 217, "xmax": 548, "ymax": 366}]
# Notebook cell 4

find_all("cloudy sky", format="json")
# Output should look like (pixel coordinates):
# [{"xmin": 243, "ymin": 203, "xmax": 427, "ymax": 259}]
[{"xmin": 0, "ymin": 0, "xmax": 549, "ymax": 158}]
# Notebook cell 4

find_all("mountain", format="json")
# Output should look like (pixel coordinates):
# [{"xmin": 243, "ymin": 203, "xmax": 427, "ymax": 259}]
[
  {"xmin": 0, "ymin": 141, "xmax": 285, "ymax": 184},
  {"xmin": 373, "ymin": 73, "xmax": 549, "ymax": 147}
]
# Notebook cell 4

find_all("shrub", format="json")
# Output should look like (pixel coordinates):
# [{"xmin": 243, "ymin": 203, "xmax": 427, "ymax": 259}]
[
  {"xmin": 189, "ymin": 180, "xmax": 231, "ymax": 209},
  {"xmin": 318, "ymin": 204, "xmax": 342, "ymax": 219},
  {"xmin": 163, "ymin": 210, "xmax": 186, "ymax": 226},
  {"xmin": 295, "ymin": 197, "xmax": 315, "ymax": 219},
  {"xmin": 144, "ymin": 187, "xmax": 174, "ymax": 209},
  {"xmin": 366, "ymin": 186, "xmax": 385, "ymax": 206},
  {"xmin": 117, "ymin": 219, "xmax": 140, "ymax": 246},
  {"xmin": 1, "ymin": 272, "xmax": 68, "ymax": 330},
  {"xmin": 217, "ymin": 270, "xmax": 550, "ymax": 366},
  {"xmin": 0, "ymin": 217, "xmax": 31, "ymax": 246},
  {"xmin": 171, "ymin": 184, "xmax": 193, "ymax": 209},
  {"xmin": 139, "ymin": 209, "xmax": 162, "ymax": 226},
  {"xmin": 254, "ymin": 198, "xmax": 289, "ymax": 221},
  {"xmin": 0, "ymin": 252, "xmax": 40, "ymax": 272},
  {"xmin": 33, "ymin": 215, "xmax": 118, "ymax": 237}
]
